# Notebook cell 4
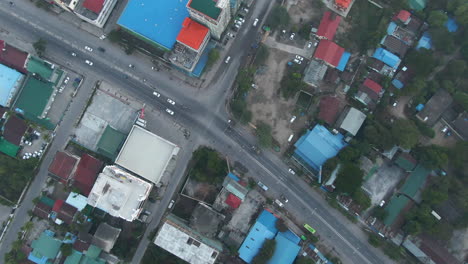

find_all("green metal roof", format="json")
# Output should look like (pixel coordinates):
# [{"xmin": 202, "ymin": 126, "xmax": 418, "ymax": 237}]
[
  {"xmin": 395, "ymin": 153, "xmax": 417, "ymax": 172},
  {"xmin": 27, "ymin": 56, "xmax": 54, "ymax": 80},
  {"xmin": 40, "ymin": 196, "xmax": 56, "ymax": 208},
  {"xmin": 85, "ymin": 245, "xmax": 102, "ymax": 259},
  {"xmin": 96, "ymin": 125, "xmax": 126, "ymax": 160},
  {"xmin": 14, "ymin": 76, "xmax": 53, "ymax": 118},
  {"xmin": 64, "ymin": 250, "xmax": 82, "ymax": 264},
  {"xmin": 189, "ymin": 0, "xmax": 222, "ymax": 20},
  {"xmin": 400, "ymin": 165, "xmax": 429, "ymax": 199},
  {"xmin": 31, "ymin": 232, "xmax": 62, "ymax": 260},
  {"xmin": 408, "ymin": 0, "xmax": 426, "ymax": 10},
  {"xmin": 0, "ymin": 138, "xmax": 19, "ymax": 157},
  {"xmin": 383, "ymin": 195, "xmax": 411, "ymax": 226}
]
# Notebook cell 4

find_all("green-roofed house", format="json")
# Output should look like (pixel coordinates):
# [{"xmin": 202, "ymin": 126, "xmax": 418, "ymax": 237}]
[
  {"xmin": 64, "ymin": 246, "xmax": 106, "ymax": 264},
  {"xmin": 408, "ymin": 0, "xmax": 426, "ymax": 11},
  {"xmin": 394, "ymin": 152, "xmax": 417, "ymax": 172},
  {"xmin": 96, "ymin": 125, "xmax": 126, "ymax": 160},
  {"xmin": 187, "ymin": 0, "xmax": 231, "ymax": 40},
  {"xmin": 13, "ymin": 75, "xmax": 55, "ymax": 129},
  {"xmin": 383, "ymin": 165, "xmax": 430, "ymax": 227},
  {"xmin": 28, "ymin": 231, "xmax": 63, "ymax": 264},
  {"xmin": 27, "ymin": 56, "xmax": 56, "ymax": 82},
  {"xmin": 0, "ymin": 138, "xmax": 20, "ymax": 157}
]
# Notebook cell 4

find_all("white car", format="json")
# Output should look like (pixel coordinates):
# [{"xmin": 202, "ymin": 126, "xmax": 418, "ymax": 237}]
[
  {"xmin": 71, "ymin": 52, "xmax": 77, "ymax": 57},
  {"xmin": 307, "ymin": 42, "xmax": 312, "ymax": 48},
  {"xmin": 84, "ymin": 46, "xmax": 93, "ymax": 52},
  {"xmin": 290, "ymin": 115, "xmax": 296, "ymax": 123},
  {"xmin": 235, "ymin": 20, "xmax": 243, "ymax": 25},
  {"xmin": 167, "ymin": 98, "xmax": 175, "ymax": 105},
  {"xmin": 234, "ymin": 23, "xmax": 241, "ymax": 29},
  {"xmin": 227, "ymin": 32, "xmax": 235, "ymax": 38},
  {"xmin": 289, "ymin": 33, "xmax": 295, "ymax": 40},
  {"xmin": 295, "ymin": 55, "xmax": 304, "ymax": 61},
  {"xmin": 237, "ymin": 17, "xmax": 245, "ymax": 23},
  {"xmin": 288, "ymin": 168, "xmax": 296, "ymax": 175},
  {"xmin": 85, "ymin": 60, "xmax": 93, "ymax": 66},
  {"xmin": 99, "ymin": 34, "xmax": 107, "ymax": 40},
  {"xmin": 253, "ymin": 18, "xmax": 259, "ymax": 27},
  {"xmin": 257, "ymin": 181, "xmax": 268, "ymax": 191},
  {"xmin": 153, "ymin": 91, "xmax": 160, "ymax": 97},
  {"xmin": 225, "ymin": 56, "xmax": 231, "ymax": 64},
  {"xmin": 293, "ymin": 58, "xmax": 301, "ymax": 64},
  {"xmin": 243, "ymin": 8, "xmax": 249, "ymax": 13},
  {"xmin": 63, "ymin": 76, "xmax": 70, "ymax": 84},
  {"xmin": 165, "ymin": 108, "xmax": 174, "ymax": 115}
]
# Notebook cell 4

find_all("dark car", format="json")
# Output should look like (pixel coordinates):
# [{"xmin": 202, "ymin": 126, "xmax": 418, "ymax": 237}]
[{"xmin": 97, "ymin": 47, "xmax": 106, "ymax": 52}]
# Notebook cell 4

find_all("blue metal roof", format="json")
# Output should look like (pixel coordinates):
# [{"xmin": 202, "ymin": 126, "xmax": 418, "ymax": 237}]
[
  {"xmin": 309, "ymin": 244, "xmax": 333, "ymax": 263},
  {"xmin": 416, "ymin": 32, "xmax": 432, "ymax": 50},
  {"xmin": 268, "ymin": 231, "xmax": 301, "ymax": 264},
  {"xmin": 392, "ymin": 79, "xmax": 404, "ymax": 89},
  {"xmin": 0, "ymin": 64, "xmax": 23, "ymax": 107},
  {"xmin": 416, "ymin": 104, "xmax": 424, "ymax": 112},
  {"xmin": 445, "ymin": 17, "xmax": 458, "ymax": 32},
  {"xmin": 117, "ymin": 0, "xmax": 190, "ymax": 50},
  {"xmin": 372, "ymin": 48, "xmax": 401, "ymax": 69},
  {"xmin": 294, "ymin": 125, "xmax": 347, "ymax": 171},
  {"xmin": 387, "ymin": 22, "xmax": 397, "ymax": 35},
  {"xmin": 238, "ymin": 210, "xmax": 278, "ymax": 263},
  {"xmin": 191, "ymin": 42, "xmax": 214, "ymax": 77},
  {"xmin": 227, "ymin": 172, "xmax": 240, "ymax": 181},
  {"xmin": 336, "ymin": 51, "xmax": 350, "ymax": 71}
]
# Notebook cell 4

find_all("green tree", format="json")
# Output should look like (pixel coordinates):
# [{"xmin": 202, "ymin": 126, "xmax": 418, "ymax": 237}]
[
  {"xmin": 429, "ymin": 28, "xmax": 455, "ymax": 53},
  {"xmin": 368, "ymin": 233, "xmax": 383, "ymax": 247},
  {"xmin": 266, "ymin": 5, "xmax": 290, "ymax": 31},
  {"xmin": 391, "ymin": 119, "xmax": 420, "ymax": 149},
  {"xmin": 256, "ymin": 122, "xmax": 273, "ymax": 148},
  {"xmin": 254, "ymin": 44, "xmax": 269, "ymax": 66},
  {"xmin": 298, "ymin": 24, "xmax": 312, "ymax": 40},
  {"xmin": 280, "ymin": 70, "xmax": 306, "ymax": 98},
  {"xmin": 338, "ymin": 146, "xmax": 361, "ymax": 162},
  {"xmin": 454, "ymin": 92, "xmax": 468, "ymax": 112},
  {"xmin": 230, "ymin": 99, "xmax": 252, "ymax": 124},
  {"xmin": 275, "ymin": 219, "xmax": 288, "ymax": 232},
  {"xmin": 406, "ymin": 49, "xmax": 436, "ymax": 77},
  {"xmin": 445, "ymin": 60, "xmax": 467, "ymax": 80},
  {"xmin": 455, "ymin": 3, "xmax": 468, "ymax": 26},
  {"xmin": 352, "ymin": 189, "xmax": 371, "ymax": 210},
  {"xmin": 428, "ymin": 10, "xmax": 448, "ymax": 27},
  {"xmin": 335, "ymin": 163, "xmax": 364, "ymax": 195},
  {"xmin": 206, "ymin": 49, "xmax": 220, "ymax": 68},
  {"xmin": 364, "ymin": 123, "xmax": 395, "ymax": 150},
  {"xmin": 108, "ymin": 29, "xmax": 123, "ymax": 43},
  {"xmin": 33, "ymin": 38, "xmax": 47, "ymax": 57},
  {"xmin": 373, "ymin": 207, "xmax": 388, "ymax": 221},
  {"xmin": 449, "ymin": 141, "xmax": 468, "ymax": 177},
  {"xmin": 295, "ymin": 257, "xmax": 313, "ymax": 264},
  {"xmin": 461, "ymin": 42, "xmax": 468, "ymax": 61},
  {"xmin": 252, "ymin": 239, "xmax": 276, "ymax": 264},
  {"xmin": 403, "ymin": 77, "xmax": 426, "ymax": 96},
  {"xmin": 413, "ymin": 145, "xmax": 448, "ymax": 169},
  {"xmin": 191, "ymin": 147, "xmax": 228, "ymax": 184},
  {"xmin": 61, "ymin": 244, "xmax": 73, "ymax": 257}
]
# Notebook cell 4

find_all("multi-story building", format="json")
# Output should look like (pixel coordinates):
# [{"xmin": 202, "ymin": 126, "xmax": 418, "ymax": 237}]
[
  {"xmin": 187, "ymin": 0, "xmax": 231, "ymax": 40},
  {"xmin": 52, "ymin": 0, "xmax": 118, "ymax": 28}
]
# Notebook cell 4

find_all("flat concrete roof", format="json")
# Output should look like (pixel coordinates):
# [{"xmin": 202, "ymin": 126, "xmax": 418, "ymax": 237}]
[
  {"xmin": 115, "ymin": 125, "xmax": 179, "ymax": 184},
  {"xmin": 87, "ymin": 166, "xmax": 152, "ymax": 222}
]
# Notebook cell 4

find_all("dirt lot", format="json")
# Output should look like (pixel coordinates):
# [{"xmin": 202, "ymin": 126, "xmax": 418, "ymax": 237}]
[
  {"xmin": 248, "ymin": 48, "xmax": 309, "ymax": 151},
  {"xmin": 426, "ymin": 121, "xmax": 458, "ymax": 147},
  {"xmin": 287, "ymin": 0, "xmax": 325, "ymax": 25}
]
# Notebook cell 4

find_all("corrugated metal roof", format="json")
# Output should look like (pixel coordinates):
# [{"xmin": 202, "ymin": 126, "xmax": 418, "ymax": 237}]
[
  {"xmin": 268, "ymin": 231, "xmax": 300, "ymax": 264},
  {"xmin": 317, "ymin": 11, "xmax": 341, "ymax": 40},
  {"xmin": 372, "ymin": 48, "xmax": 401, "ymax": 68},
  {"xmin": 314, "ymin": 40, "xmax": 345, "ymax": 67},
  {"xmin": 176, "ymin": 18, "xmax": 209, "ymax": 50}
]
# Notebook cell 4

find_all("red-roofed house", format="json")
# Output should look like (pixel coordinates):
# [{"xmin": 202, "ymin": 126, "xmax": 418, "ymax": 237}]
[
  {"xmin": 3, "ymin": 115, "xmax": 28, "ymax": 146},
  {"xmin": 0, "ymin": 40, "xmax": 28, "ymax": 74},
  {"xmin": 314, "ymin": 39, "xmax": 345, "ymax": 68},
  {"xmin": 48, "ymin": 151, "xmax": 79, "ymax": 184},
  {"xmin": 177, "ymin": 18, "xmax": 210, "ymax": 52},
  {"xmin": 317, "ymin": 12, "xmax": 341, "ymax": 40},
  {"xmin": 318, "ymin": 96, "xmax": 341, "ymax": 125},
  {"xmin": 363, "ymin": 78, "xmax": 382, "ymax": 95},
  {"xmin": 355, "ymin": 78, "xmax": 383, "ymax": 108},
  {"xmin": 394, "ymin": 10, "xmax": 411, "ymax": 24},
  {"xmin": 225, "ymin": 193, "xmax": 241, "ymax": 209},
  {"xmin": 52, "ymin": 199, "xmax": 77, "ymax": 225},
  {"xmin": 334, "ymin": 0, "xmax": 352, "ymax": 11},
  {"xmin": 72, "ymin": 154, "xmax": 103, "ymax": 196},
  {"xmin": 82, "ymin": 0, "xmax": 105, "ymax": 14}
]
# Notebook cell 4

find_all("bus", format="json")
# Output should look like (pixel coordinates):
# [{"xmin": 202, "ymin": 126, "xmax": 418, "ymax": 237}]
[{"xmin": 304, "ymin": 224, "xmax": 316, "ymax": 234}]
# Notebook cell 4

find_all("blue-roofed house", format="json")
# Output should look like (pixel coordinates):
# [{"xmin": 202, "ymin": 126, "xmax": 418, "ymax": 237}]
[
  {"xmin": 445, "ymin": 17, "xmax": 458, "ymax": 32},
  {"xmin": 0, "ymin": 64, "xmax": 24, "ymax": 107},
  {"xmin": 293, "ymin": 125, "xmax": 347, "ymax": 173},
  {"xmin": 416, "ymin": 32, "xmax": 432, "ymax": 50},
  {"xmin": 268, "ymin": 231, "xmax": 301, "ymax": 264},
  {"xmin": 336, "ymin": 51, "xmax": 350, "ymax": 71},
  {"xmin": 372, "ymin": 48, "xmax": 401, "ymax": 69},
  {"xmin": 117, "ymin": 0, "xmax": 190, "ymax": 50},
  {"xmin": 238, "ymin": 209, "xmax": 278, "ymax": 263},
  {"xmin": 387, "ymin": 22, "xmax": 398, "ymax": 35}
]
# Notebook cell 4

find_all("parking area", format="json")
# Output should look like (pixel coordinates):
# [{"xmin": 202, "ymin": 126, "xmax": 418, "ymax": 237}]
[
  {"xmin": 426, "ymin": 120, "xmax": 458, "ymax": 147},
  {"xmin": 47, "ymin": 70, "xmax": 83, "ymax": 125}
]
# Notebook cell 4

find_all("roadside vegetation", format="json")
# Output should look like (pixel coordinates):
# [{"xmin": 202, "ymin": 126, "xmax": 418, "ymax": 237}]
[
  {"xmin": 206, "ymin": 49, "xmax": 220, "ymax": 68},
  {"xmin": 190, "ymin": 147, "xmax": 228, "ymax": 185},
  {"xmin": 251, "ymin": 239, "xmax": 276, "ymax": 264},
  {"xmin": 0, "ymin": 156, "xmax": 38, "ymax": 203},
  {"xmin": 33, "ymin": 38, "xmax": 47, "ymax": 57}
]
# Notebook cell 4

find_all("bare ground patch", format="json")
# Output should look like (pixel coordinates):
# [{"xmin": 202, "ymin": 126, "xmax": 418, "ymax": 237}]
[{"xmin": 287, "ymin": 0, "xmax": 324, "ymax": 25}]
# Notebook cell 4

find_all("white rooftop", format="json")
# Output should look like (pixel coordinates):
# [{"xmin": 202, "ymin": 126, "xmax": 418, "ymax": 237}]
[
  {"xmin": 339, "ymin": 107, "xmax": 366, "ymax": 136},
  {"xmin": 154, "ymin": 218, "xmax": 220, "ymax": 264},
  {"xmin": 115, "ymin": 125, "xmax": 179, "ymax": 184},
  {"xmin": 66, "ymin": 192, "xmax": 88, "ymax": 211},
  {"xmin": 87, "ymin": 166, "xmax": 152, "ymax": 221}
]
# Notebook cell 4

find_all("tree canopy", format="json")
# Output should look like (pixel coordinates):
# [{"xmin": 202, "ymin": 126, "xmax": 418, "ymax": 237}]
[
  {"xmin": 391, "ymin": 119, "xmax": 420, "ymax": 149},
  {"xmin": 266, "ymin": 6, "xmax": 290, "ymax": 31},
  {"xmin": 455, "ymin": 2, "xmax": 468, "ymax": 26},
  {"xmin": 428, "ymin": 10, "xmax": 448, "ymax": 27},
  {"xmin": 191, "ymin": 147, "xmax": 228, "ymax": 184},
  {"xmin": 0, "ymin": 156, "xmax": 37, "ymax": 202},
  {"xmin": 252, "ymin": 239, "xmax": 276, "ymax": 264},
  {"xmin": 256, "ymin": 122, "xmax": 273, "ymax": 148},
  {"xmin": 405, "ymin": 49, "xmax": 437, "ymax": 77},
  {"xmin": 335, "ymin": 163, "xmax": 364, "ymax": 195},
  {"xmin": 413, "ymin": 145, "xmax": 448, "ymax": 169}
]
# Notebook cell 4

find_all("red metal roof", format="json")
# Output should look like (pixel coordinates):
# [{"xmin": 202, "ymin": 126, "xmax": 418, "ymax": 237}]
[
  {"xmin": 0, "ymin": 40, "xmax": 28, "ymax": 74},
  {"xmin": 48, "ymin": 152, "xmax": 78, "ymax": 183},
  {"xmin": 82, "ymin": 0, "xmax": 105, "ymax": 14},
  {"xmin": 318, "ymin": 96, "xmax": 341, "ymax": 125},
  {"xmin": 225, "ymin": 193, "xmax": 241, "ymax": 209},
  {"xmin": 317, "ymin": 11, "xmax": 341, "ymax": 40},
  {"xmin": 176, "ymin": 18, "xmax": 209, "ymax": 51},
  {"xmin": 314, "ymin": 39, "xmax": 344, "ymax": 67},
  {"xmin": 3, "ymin": 115, "xmax": 28, "ymax": 146},
  {"xmin": 33, "ymin": 202, "xmax": 52, "ymax": 219},
  {"xmin": 363, "ymin": 78, "xmax": 382, "ymax": 94},
  {"xmin": 52, "ymin": 199, "xmax": 64, "ymax": 212},
  {"xmin": 73, "ymin": 154, "xmax": 103, "ymax": 196},
  {"xmin": 395, "ymin": 10, "xmax": 411, "ymax": 23},
  {"xmin": 73, "ymin": 239, "xmax": 90, "ymax": 253},
  {"xmin": 335, "ymin": 0, "xmax": 352, "ymax": 9}
]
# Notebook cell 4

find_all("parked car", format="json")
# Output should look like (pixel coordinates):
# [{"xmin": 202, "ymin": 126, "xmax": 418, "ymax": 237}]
[
  {"xmin": 253, "ymin": 18, "xmax": 259, "ymax": 27},
  {"xmin": 168, "ymin": 200, "xmax": 175, "ymax": 209},
  {"xmin": 289, "ymin": 33, "xmax": 295, "ymax": 40},
  {"xmin": 288, "ymin": 168, "xmax": 296, "ymax": 175},
  {"xmin": 165, "ymin": 108, "xmax": 174, "ymax": 115},
  {"xmin": 153, "ymin": 91, "xmax": 160, "ymax": 97},
  {"xmin": 257, "ymin": 181, "xmax": 269, "ymax": 191},
  {"xmin": 63, "ymin": 76, "xmax": 70, "ymax": 84},
  {"xmin": 167, "ymin": 98, "xmax": 176, "ymax": 105},
  {"xmin": 235, "ymin": 20, "xmax": 243, "ymax": 26},
  {"xmin": 275, "ymin": 199, "xmax": 284, "ymax": 207},
  {"xmin": 237, "ymin": 17, "xmax": 245, "ymax": 23},
  {"xmin": 290, "ymin": 115, "xmax": 297, "ymax": 123},
  {"xmin": 99, "ymin": 34, "xmax": 107, "ymax": 40},
  {"xmin": 295, "ymin": 55, "xmax": 304, "ymax": 61},
  {"xmin": 225, "ymin": 56, "xmax": 231, "ymax": 64},
  {"xmin": 441, "ymin": 126, "xmax": 448, "ymax": 133},
  {"xmin": 71, "ymin": 52, "xmax": 77, "ymax": 57},
  {"xmin": 307, "ymin": 42, "xmax": 312, "ymax": 48},
  {"xmin": 293, "ymin": 58, "xmax": 301, "ymax": 64},
  {"xmin": 97, "ymin": 47, "xmax": 105, "ymax": 52},
  {"xmin": 84, "ymin": 46, "xmax": 93, "ymax": 52},
  {"xmin": 85, "ymin": 60, "xmax": 93, "ymax": 66}
]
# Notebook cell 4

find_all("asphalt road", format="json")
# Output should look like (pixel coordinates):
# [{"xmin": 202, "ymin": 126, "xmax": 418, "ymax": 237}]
[{"xmin": 0, "ymin": 1, "xmax": 394, "ymax": 264}]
